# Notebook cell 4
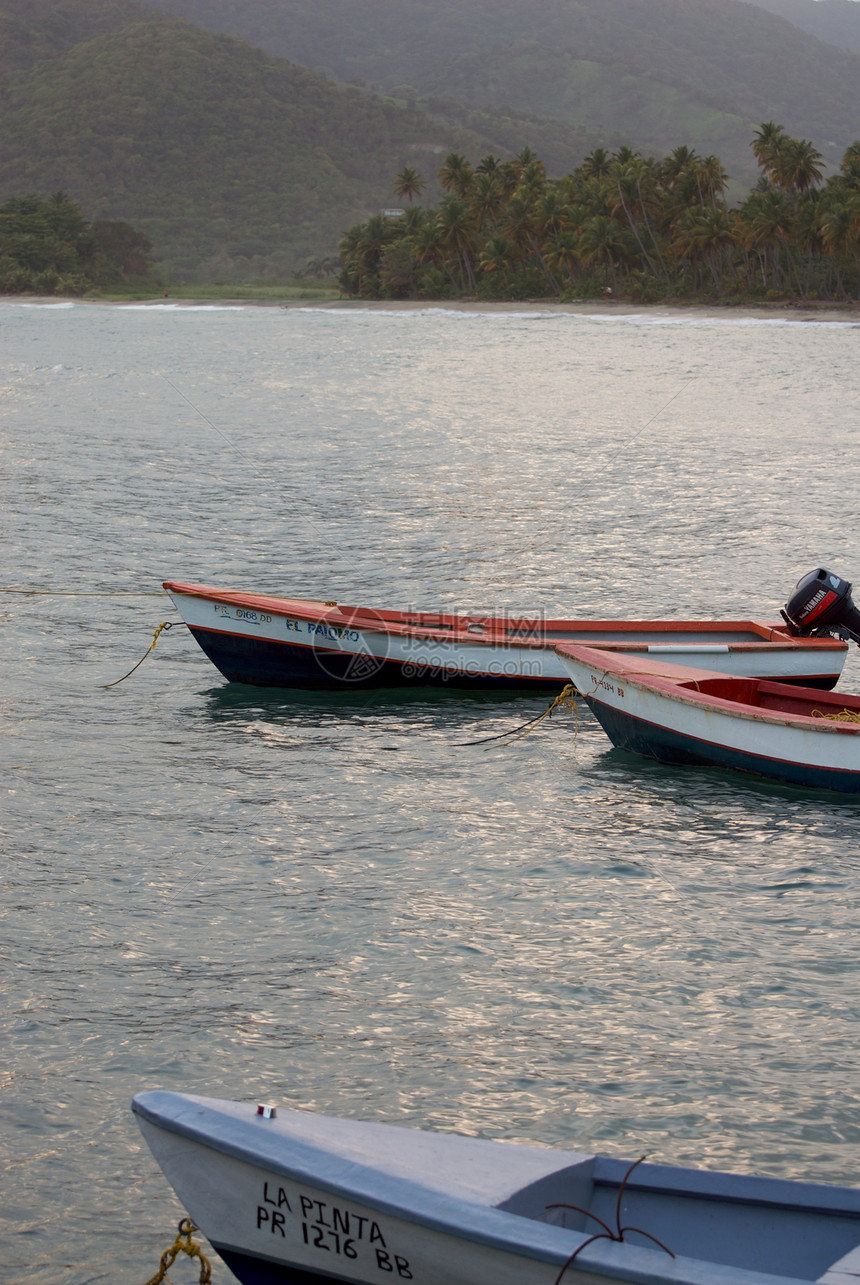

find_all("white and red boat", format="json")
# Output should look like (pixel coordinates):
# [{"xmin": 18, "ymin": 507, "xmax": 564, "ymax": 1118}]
[
  {"xmin": 161, "ymin": 579, "xmax": 849, "ymax": 691},
  {"xmin": 556, "ymin": 642, "xmax": 860, "ymax": 793}
]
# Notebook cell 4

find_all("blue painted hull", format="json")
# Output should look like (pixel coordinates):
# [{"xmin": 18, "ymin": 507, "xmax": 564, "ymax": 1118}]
[
  {"xmin": 584, "ymin": 697, "xmax": 860, "ymax": 793},
  {"xmin": 216, "ymin": 1245, "xmax": 337, "ymax": 1284},
  {"xmin": 188, "ymin": 626, "xmax": 562, "ymax": 691}
]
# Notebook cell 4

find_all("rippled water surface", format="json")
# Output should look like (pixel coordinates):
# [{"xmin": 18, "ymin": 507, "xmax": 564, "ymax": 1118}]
[{"xmin": 3, "ymin": 300, "xmax": 860, "ymax": 1283}]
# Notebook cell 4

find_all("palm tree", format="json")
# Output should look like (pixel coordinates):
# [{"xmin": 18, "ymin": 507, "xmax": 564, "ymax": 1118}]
[
  {"xmin": 393, "ymin": 167, "xmax": 426, "ymax": 203},
  {"xmin": 439, "ymin": 153, "xmax": 473, "ymax": 199},
  {"xmin": 479, "ymin": 234, "xmax": 518, "ymax": 280},
  {"xmin": 672, "ymin": 206, "xmax": 734, "ymax": 293},
  {"xmin": 578, "ymin": 148, "xmax": 612, "ymax": 180},
  {"xmin": 476, "ymin": 154, "xmax": 503, "ymax": 175},
  {"xmin": 401, "ymin": 205, "xmax": 426, "ymax": 236},
  {"xmin": 840, "ymin": 143, "xmax": 860, "ymax": 186},
  {"xmin": 470, "ymin": 172, "xmax": 505, "ymax": 231},
  {"xmin": 436, "ymin": 195, "xmax": 477, "ymax": 292},
  {"xmin": 612, "ymin": 145, "xmax": 640, "ymax": 166},
  {"xmin": 772, "ymin": 137, "xmax": 824, "ymax": 194},
  {"xmin": 751, "ymin": 122, "xmax": 787, "ymax": 179},
  {"xmin": 610, "ymin": 160, "xmax": 669, "ymax": 286},
  {"xmin": 695, "ymin": 156, "xmax": 729, "ymax": 206},
  {"xmin": 578, "ymin": 214, "xmax": 630, "ymax": 291},
  {"xmin": 662, "ymin": 145, "xmax": 699, "ymax": 188},
  {"xmin": 737, "ymin": 187, "xmax": 795, "ymax": 291}
]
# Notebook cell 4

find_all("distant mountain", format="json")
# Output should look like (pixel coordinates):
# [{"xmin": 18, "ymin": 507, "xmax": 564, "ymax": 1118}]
[
  {"xmin": 145, "ymin": 0, "xmax": 860, "ymax": 180},
  {"xmin": 744, "ymin": 0, "xmax": 860, "ymax": 55},
  {"xmin": 0, "ymin": 1, "xmax": 533, "ymax": 277},
  {"xmin": 4, "ymin": 0, "xmax": 859, "ymax": 281}
]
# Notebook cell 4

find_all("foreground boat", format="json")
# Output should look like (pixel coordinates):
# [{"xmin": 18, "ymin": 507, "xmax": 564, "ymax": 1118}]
[
  {"xmin": 134, "ymin": 1090, "xmax": 860, "ymax": 1285},
  {"xmin": 161, "ymin": 581, "xmax": 848, "ymax": 691},
  {"xmin": 556, "ymin": 643, "xmax": 860, "ymax": 793}
]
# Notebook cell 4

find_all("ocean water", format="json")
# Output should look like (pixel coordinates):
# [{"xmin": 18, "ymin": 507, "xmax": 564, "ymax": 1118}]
[{"xmin": 2, "ymin": 299, "xmax": 860, "ymax": 1284}]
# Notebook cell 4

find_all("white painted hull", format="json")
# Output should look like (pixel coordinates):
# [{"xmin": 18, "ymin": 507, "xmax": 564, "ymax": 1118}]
[
  {"xmin": 162, "ymin": 582, "xmax": 848, "ymax": 692},
  {"xmin": 133, "ymin": 1092, "xmax": 860, "ymax": 1285},
  {"xmin": 557, "ymin": 648, "xmax": 860, "ymax": 792}
]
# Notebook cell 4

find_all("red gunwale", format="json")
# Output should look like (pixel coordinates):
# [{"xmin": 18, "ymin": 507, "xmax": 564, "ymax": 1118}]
[
  {"xmin": 556, "ymin": 643, "xmax": 860, "ymax": 733},
  {"xmin": 163, "ymin": 582, "xmax": 847, "ymax": 653}
]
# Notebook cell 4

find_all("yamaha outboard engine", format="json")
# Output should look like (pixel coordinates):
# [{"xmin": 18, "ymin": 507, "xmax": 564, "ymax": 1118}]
[{"xmin": 781, "ymin": 568, "xmax": 860, "ymax": 645}]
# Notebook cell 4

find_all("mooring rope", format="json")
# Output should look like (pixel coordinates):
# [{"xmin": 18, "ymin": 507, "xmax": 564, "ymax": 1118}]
[
  {"xmin": 142, "ymin": 1218, "xmax": 212, "ymax": 1285},
  {"xmin": 100, "ymin": 621, "xmax": 177, "ymax": 688},
  {"xmin": 459, "ymin": 683, "xmax": 580, "ymax": 747}
]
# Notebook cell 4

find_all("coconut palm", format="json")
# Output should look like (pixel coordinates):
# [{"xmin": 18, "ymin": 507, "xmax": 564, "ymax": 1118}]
[
  {"xmin": 393, "ymin": 167, "xmax": 426, "ymax": 203},
  {"xmin": 436, "ymin": 195, "xmax": 477, "ymax": 291},
  {"xmin": 751, "ymin": 122, "xmax": 787, "ymax": 178},
  {"xmin": 610, "ymin": 160, "xmax": 669, "ymax": 285},
  {"xmin": 662, "ymin": 145, "xmax": 699, "ymax": 188},
  {"xmin": 578, "ymin": 214, "xmax": 630, "ymax": 290},
  {"xmin": 695, "ymin": 156, "xmax": 729, "ymax": 206},
  {"xmin": 478, "ymin": 234, "xmax": 518, "ymax": 279},
  {"xmin": 737, "ymin": 187, "xmax": 795, "ymax": 290},
  {"xmin": 476, "ymin": 154, "xmax": 503, "ymax": 175},
  {"xmin": 439, "ymin": 153, "xmax": 473, "ymax": 199},
  {"xmin": 578, "ymin": 148, "xmax": 612, "ymax": 180},
  {"xmin": 671, "ymin": 206, "xmax": 734, "ymax": 292},
  {"xmin": 470, "ymin": 172, "xmax": 505, "ymax": 231}
]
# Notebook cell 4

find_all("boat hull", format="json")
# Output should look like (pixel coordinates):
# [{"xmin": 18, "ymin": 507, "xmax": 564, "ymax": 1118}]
[
  {"xmin": 556, "ymin": 647, "xmax": 860, "ymax": 793},
  {"xmin": 163, "ymin": 583, "xmax": 848, "ymax": 692},
  {"xmin": 133, "ymin": 1091, "xmax": 860, "ymax": 1285}
]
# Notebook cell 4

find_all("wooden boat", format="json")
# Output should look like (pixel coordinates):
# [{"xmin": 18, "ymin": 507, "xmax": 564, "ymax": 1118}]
[
  {"xmin": 555, "ymin": 643, "xmax": 860, "ymax": 793},
  {"xmin": 161, "ymin": 581, "xmax": 848, "ymax": 691},
  {"xmin": 133, "ymin": 1090, "xmax": 860, "ymax": 1285}
]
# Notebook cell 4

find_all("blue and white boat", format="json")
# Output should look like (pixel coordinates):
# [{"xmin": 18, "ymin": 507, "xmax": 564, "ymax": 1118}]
[{"xmin": 134, "ymin": 1090, "xmax": 860, "ymax": 1285}]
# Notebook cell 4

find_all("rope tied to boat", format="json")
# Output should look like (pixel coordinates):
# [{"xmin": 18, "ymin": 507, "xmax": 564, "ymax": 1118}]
[
  {"xmin": 142, "ymin": 1217, "xmax": 212, "ymax": 1284},
  {"xmin": 100, "ymin": 620, "xmax": 177, "ymax": 688},
  {"xmin": 459, "ymin": 683, "xmax": 580, "ymax": 747},
  {"xmin": 811, "ymin": 708, "xmax": 860, "ymax": 723},
  {"xmin": 549, "ymin": 1156, "xmax": 675, "ymax": 1284}
]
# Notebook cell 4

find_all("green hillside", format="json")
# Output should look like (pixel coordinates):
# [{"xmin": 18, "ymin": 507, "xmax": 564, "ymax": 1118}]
[
  {"xmin": 0, "ymin": 3, "xmax": 556, "ymax": 278},
  {"xmin": 4, "ymin": 0, "xmax": 859, "ymax": 283},
  {"xmin": 746, "ymin": 0, "xmax": 860, "ymax": 54},
  {"xmin": 145, "ymin": 0, "xmax": 860, "ymax": 183},
  {"xmin": 426, "ymin": 44, "xmax": 755, "ymax": 180}
]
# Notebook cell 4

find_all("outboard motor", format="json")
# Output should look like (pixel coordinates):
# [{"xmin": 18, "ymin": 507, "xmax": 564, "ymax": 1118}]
[{"xmin": 781, "ymin": 568, "xmax": 860, "ymax": 645}]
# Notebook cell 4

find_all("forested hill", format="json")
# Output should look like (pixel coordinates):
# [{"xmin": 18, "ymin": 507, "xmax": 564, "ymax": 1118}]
[
  {"xmin": 745, "ymin": 0, "xmax": 860, "ymax": 54},
  {"xmin": 2, "ymin": 0, "xmax": 580, "ymax": 279},
  {"xmin": 146, "ymin": 0, "xmax": 860, "ymax": 182}
]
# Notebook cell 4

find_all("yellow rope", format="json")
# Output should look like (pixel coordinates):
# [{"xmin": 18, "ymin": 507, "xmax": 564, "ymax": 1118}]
[
  {"xmin": 812, "ymin": 708, "xmax": 860, "ymax": 723},
  {"xmin": 100, "ymin": 621, "xmax": 175, "ymax": 688},
  {"xmin": 501, "ymin": 682, "xmax": 579, "ymax": 745},
  {"xmin": 461, "ymin": 682, "xmax": 580, "ymax": 748},
  {"xmin": 143, "ymin": 1218, "xmax": 212, "ymax": 1285}
]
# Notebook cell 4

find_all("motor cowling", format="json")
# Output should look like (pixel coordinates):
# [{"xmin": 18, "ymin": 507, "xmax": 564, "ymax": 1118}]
[{"xmin": 781, "ymin": 568, "xmax": 860, "ymax": 645}]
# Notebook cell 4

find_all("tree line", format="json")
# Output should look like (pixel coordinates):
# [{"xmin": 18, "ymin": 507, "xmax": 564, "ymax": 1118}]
[
  {"xmin": 0, "ymin": 192, "xmax": 155, "ymax": 295},
  {"xmin": 338, "ymin": 124, "xmax": 860, "ymax": 303}
]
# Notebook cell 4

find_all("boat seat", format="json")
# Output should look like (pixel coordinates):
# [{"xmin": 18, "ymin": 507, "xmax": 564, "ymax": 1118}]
[{"xmin": 817, "ymin": 1242, "xmax": 860, "ymax": 1283}]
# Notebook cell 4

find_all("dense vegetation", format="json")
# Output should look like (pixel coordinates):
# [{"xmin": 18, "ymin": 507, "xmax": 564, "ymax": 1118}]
[
  {"xmin": 147, "ymin": 0, "xmax": 860, "ymax": 185},
  {"xmin": 0, "ymin": 1, "xmax": 499, "ymax": 280},
  {"xmin": 0, "ymin": 191, "xmax": 154, "ymax": 293},
  {"xmin": 3, "ymin": 0, "xmax": 860, "ymax": 285},
  {"xmin": 750, "ymin": 0, "xmax": 860, "ymax": 54},
  {"xmin": 339, "ymin": 126, "xmax": 860, "ymax": 304}
]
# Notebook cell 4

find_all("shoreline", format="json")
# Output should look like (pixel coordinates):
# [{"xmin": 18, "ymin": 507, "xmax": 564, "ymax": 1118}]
[{"xmin": 4, "ymin": 294, "xmax": 859, "ymax": 322}]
